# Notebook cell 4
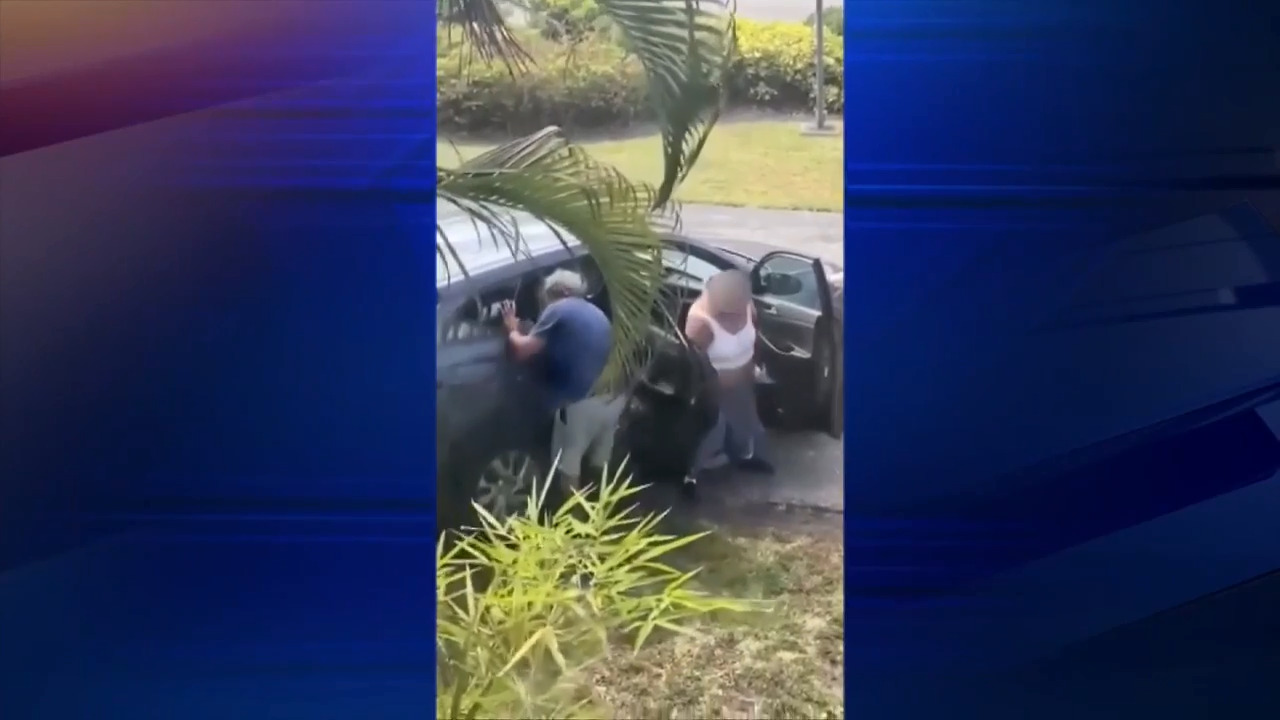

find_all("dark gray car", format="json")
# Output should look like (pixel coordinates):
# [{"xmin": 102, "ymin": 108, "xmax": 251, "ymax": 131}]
[{"xmin": 436, "ymin": 209, "xmax": 843, "ymax": 525}]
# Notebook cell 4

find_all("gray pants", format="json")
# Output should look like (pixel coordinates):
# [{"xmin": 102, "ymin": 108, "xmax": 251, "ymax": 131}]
[
  {"xmin": 690, "ymin": 381, "xmax": 769, "ymax": 475},
  {"xmin": 552, "ymin": 394, "xmax": 627, "ymax": 478}
]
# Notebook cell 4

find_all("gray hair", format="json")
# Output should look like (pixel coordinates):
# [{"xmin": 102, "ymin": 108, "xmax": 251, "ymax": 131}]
[{"xmin": 543, "ymin": 268, "xmax": 588, "ymax": 299}]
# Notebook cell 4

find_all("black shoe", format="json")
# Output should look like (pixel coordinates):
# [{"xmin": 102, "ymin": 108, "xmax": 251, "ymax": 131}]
[
  {"xmin": 736, "ymin": 455, "xmax": 775, "ymax": 475},
  {"xmin": 680, "ymin": 475, "xmax": 699, "ymax": 502}
]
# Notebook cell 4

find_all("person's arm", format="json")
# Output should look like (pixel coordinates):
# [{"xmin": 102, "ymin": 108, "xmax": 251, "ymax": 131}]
[
  {"xmin": 502, "ymin": 300, "xmax": 555, "ymax": 362},
  {"xmin": 684, "ymin": 312, "xmax": 714, "ymax": 352},
  {"xmin": 508, "ymin": 328, "xmax": 546, "ymax": 361}
]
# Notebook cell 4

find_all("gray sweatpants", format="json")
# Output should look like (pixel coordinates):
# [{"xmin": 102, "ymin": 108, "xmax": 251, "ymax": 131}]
[
  {"xmin": 552, "ymin": 394, "xmax": 628, "ymax": 478},
  {"xmin": 690, "ymin": 381, "xmax": 769, "ymax": 475}
]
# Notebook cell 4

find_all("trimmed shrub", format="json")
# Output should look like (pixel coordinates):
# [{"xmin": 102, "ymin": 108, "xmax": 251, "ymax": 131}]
[
  {"xmin": 437, "ymin": 33, "xmax": 649, "ymax": 134},
  {"xmin": 437, "ymin": 19, "xmax": 843, "ymax": 135},
  {"xmin": 727, "ymin": 18, "xmax": 842, "ymax": 112},
  {"xmin": 524, "ymin": 0, "xmax": 610, "ymax": 42},
  {"xmin": 805, "ymin": 5, "xmax": 845, "ymax": 37}
]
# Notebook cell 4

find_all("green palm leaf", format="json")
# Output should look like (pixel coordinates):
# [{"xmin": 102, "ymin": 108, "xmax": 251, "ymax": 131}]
[
  {"xmin": 595, "ymin": 0, "xmax": 736, "ymax": 206},
  {"xmin": 437, "ymin": 0, "xmax": 532, "ymax": 73},
  {"xmin": 437, "ymin": 127, "xmax": 669, "ymax": 391}
]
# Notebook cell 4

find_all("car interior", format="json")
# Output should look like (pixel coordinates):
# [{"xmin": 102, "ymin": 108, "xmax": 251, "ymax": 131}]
[
  {"xmin": 445, "ymin": 257, "xmax": 605, "ymax": 339},
  {"xmin": 646, "ymin": 261, "xmax": 809, "ymax": 403},
  {"xmin": 444, "ymin": 286, "xmax": 514, "ymax": 341},
  {"xmin": 502, "ymin": 257, "xmax": 610, "ymax": 322}
]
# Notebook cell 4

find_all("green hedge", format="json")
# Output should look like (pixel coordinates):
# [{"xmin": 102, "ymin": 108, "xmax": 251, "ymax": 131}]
[
  {"xmin": 438, "ymin": 19, "xmax": 842, "ymax": 135},
  {"xmin": 805, "ymin": 6, "xmax": 844, "ymax": 37},
  {"xmin": 522, "ymin": 0, "xmax": 609, "ymax": 42}
]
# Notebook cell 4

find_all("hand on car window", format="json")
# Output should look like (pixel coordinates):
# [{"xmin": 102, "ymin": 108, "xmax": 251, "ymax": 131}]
[{"xmin": 500, "ymin": 300, "xmax": 519, "ymax": 333}]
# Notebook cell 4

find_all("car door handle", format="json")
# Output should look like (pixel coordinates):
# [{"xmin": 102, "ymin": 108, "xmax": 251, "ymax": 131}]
[{"xmin": 758, "ymin": 303, "xmax": 779, "ymax": 315}]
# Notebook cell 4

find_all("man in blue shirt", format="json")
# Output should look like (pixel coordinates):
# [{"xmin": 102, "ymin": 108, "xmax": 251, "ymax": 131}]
[{"xmin": 501, "ymin": 268, "xmax": 623, "ymax": 492}]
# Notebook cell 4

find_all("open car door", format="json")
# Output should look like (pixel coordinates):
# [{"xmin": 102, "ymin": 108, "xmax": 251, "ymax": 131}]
[{"xmin": 750, "ymin": 251, "xmax": 843, "ymax": 438}]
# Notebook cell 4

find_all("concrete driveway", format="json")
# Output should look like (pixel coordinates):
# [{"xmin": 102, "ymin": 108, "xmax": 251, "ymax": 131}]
[{"xmin": 655, "ymin": 203, "xmax": 847, "ymax": 515}]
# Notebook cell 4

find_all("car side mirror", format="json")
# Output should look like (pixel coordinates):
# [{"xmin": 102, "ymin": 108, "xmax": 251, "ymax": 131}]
[{"xmin": 757, "ymin": 271, "xmax": 803, "ymax": 296}]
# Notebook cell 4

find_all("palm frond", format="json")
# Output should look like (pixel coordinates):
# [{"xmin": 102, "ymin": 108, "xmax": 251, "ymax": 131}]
[
  {"xmin": 437, "ymin": 127, "xmax": 668, "ymax": 392},
  {"xmin": 596, "ymin": 0, "xmax": 737, "ymax": 207},
  {"xmin": 438, "ymin": 0, "xmax": 533, "ymax": 74}
]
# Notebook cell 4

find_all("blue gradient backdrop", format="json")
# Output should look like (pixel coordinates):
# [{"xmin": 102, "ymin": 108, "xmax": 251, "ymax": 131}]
[
  {"xmin": 2, "ymin": 0, "xmax": 1279, "ymax": 718},
  {"xmin": 842, "ymin": 1, "xmax": 1280, "ymax": 718},
  {"xmin": 1, "ymin": 2, "xmax": 436, "ymax": 718}
]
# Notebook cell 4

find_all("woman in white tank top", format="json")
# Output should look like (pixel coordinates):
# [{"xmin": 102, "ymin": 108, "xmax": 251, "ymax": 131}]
[{"xmin": 681, "ymin": 270, "xmax": 775, "ymax": 497}]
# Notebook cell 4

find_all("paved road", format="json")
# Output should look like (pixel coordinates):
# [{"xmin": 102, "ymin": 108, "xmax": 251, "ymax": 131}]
[
  {"xmin": 680, "ymin": 204, "xmax": 843, "ymax": 253},
  {"xmin": 658, "ymin": 203, "xmax": 847, "ymax": 515},
  {"xmin": 507, "ymin": 0, "xmax": 826, "ymax": 27},
  {"xmin": 732, "ymin": 0, "xmax": 826, "ymax": 22}
]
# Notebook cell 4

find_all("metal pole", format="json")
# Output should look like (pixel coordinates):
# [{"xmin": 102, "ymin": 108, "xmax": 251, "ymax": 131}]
[{"xmin": 813, "ymin": 0, "xmax": 825, "ymax": 129}]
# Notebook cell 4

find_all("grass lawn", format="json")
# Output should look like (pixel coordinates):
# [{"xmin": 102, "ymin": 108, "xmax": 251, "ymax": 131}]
[
  {"xmin": 581, "ymin": 516, "xmax": 845, "ymax": 719},
  {"xmin": 439, "ymin": 121, "xmax": 843, "ymax": 212}
]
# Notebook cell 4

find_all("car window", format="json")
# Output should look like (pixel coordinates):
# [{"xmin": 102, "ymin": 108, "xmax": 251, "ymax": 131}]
[
  {"xmin": 530, "ymin": 254, "xmax": 616, "ymax": 318},
  {"xmin": 441, "ymin": 282, "xmax": 519, "ymax": 344},
  {"xmin": 579, "ymin": 255, "xmax": 603, "ymax": 286},
  {"xmin": 661, "ymin": 246, "xmax": 724, "ymax": 288},
  {"xmin": 757, "ymin": 253, "xmax": 823, "ymax": 312},
  {"xmin": 653, "ymin": 246, "xmax": 720, "ymax": 329},
  {"xmin": 565, "ymin": 256, "xmax": 606, "ymax": 302}
]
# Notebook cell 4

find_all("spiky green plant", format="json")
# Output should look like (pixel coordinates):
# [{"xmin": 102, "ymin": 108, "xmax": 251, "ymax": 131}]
[{"xmin": 437, "ymin": 462, "xmax": 756, "ymax": 719}]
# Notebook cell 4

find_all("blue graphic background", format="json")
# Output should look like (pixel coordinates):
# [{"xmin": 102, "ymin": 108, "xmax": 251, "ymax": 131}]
[
  {"xmin": 842, "ymin": 1, "xmax": 1280, "ymax": 717},
  {"xmin": 0, "ymin": 3, "xmax": 436, "ymax": 718},
  {"xmin": 0, "ymin": 0, "xmax": 1277, "ymax": 718}
]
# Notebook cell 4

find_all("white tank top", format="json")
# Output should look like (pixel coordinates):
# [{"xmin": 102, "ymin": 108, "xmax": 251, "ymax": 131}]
[{"xmin": 703, "ymin": 313, "xmax": 756, "ymax": 371}]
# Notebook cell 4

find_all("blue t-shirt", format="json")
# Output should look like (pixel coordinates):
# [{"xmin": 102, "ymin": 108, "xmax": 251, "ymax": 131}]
[{"xmin": 531, "ymin": 297, "xmax": 613, "ymax": 409}]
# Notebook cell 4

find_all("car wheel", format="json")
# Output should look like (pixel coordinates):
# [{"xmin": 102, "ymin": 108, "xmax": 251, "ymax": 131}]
[
  {"xmin": 444, "ymin": 438, "xmax": 553, "ymax": 530},
  {"xmin": 473, "ymin": 449, "xmax": 544, "ymax": 522}
]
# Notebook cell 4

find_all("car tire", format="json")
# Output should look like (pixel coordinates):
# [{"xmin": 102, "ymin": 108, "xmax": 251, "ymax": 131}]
[{"xmin": 440, "ymin": 433, "xmax": 556, "ymax": 530}]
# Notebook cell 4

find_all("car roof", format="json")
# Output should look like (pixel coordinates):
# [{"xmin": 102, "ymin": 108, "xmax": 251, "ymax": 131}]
[
  {"xmin": 434, "ymin": 204, "xmax": 734, "ymax": 292},
  {"xmin": 436, "ymin": 203, "xmax": 581, "ymax": 288}
]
